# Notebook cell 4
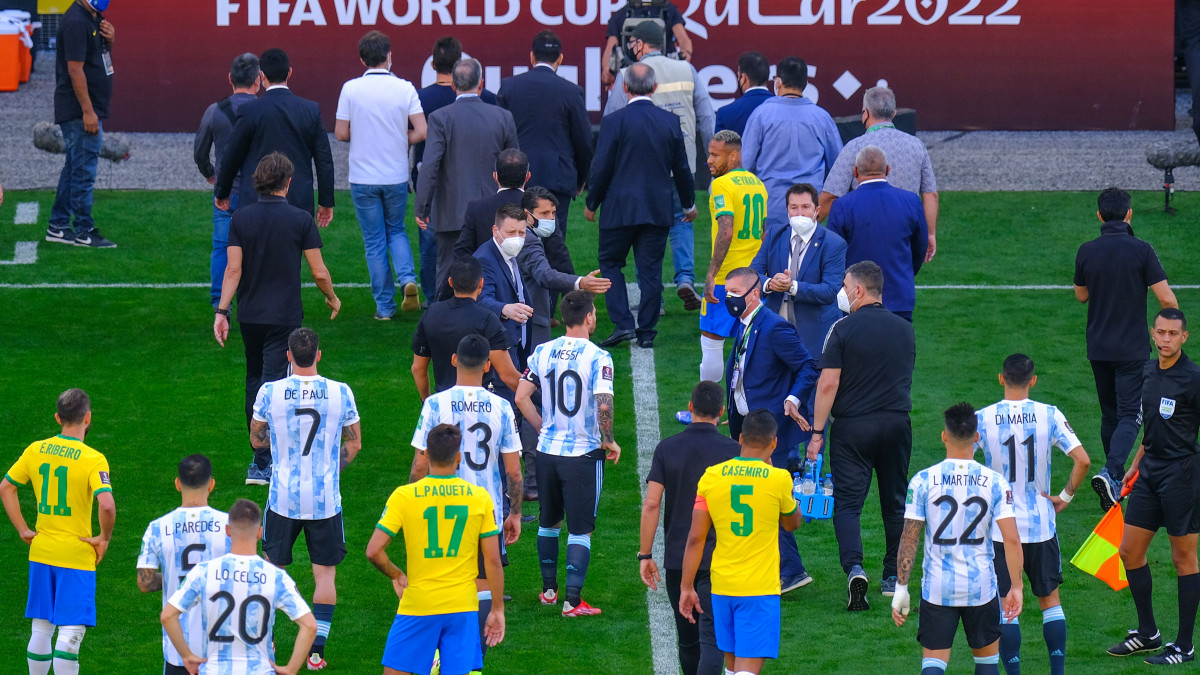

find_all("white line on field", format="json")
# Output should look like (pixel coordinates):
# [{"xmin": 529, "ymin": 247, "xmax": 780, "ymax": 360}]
[
  {"xmin": 0, "ymin": 242, "xmax": 38, "ymax": 265},
  {"xmin": 14, "ymin": 202, "xmax": 39, "ymax": 225}
]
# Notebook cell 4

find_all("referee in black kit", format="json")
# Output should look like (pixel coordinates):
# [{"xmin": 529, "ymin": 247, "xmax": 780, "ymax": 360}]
[
  {"xmin": 807, "ymin": 261, "xmax": 916, "ymax": 612},
  {"xmin": 1108, "ymin": 308, "xmax": 1200, "ymax": 666}
]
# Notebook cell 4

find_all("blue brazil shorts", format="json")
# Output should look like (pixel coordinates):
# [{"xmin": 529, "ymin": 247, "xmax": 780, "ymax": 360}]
[
  {"xmin": 382, "ymin": 611, "xmax": 482, "ymax": 675},
  {"xmin": 700, "ymin": 284, "xmax": 737, "ymax": 337},
  {"xmin": 711, "ymin": 593, "xmax": 780, "ymax": 659},
  {"xmin": 26, "ymin": 561, "xmax": 97, "ymax": 627}
]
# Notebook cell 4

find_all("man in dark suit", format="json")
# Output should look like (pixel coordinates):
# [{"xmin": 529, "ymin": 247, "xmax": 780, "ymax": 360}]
[
  {"xmin": 215, "ymin": 49, "xmax": 335, "ymax": 227},
  {"xmin": 714, "ymin": 51, "xmax": 772, "ymax": 136},
  {"xmin": 752, "ymin": 182, "xmax": 846, "ymax": 359},
  {"xmin": 722, "ymin": 266, "xmax": 819, "ymax": 593},
  {"xmin": 415, "ymin": 57, "xmax": 519, "ymax": 286},
  {"xmin": 586, "ymin": 63, "xmax": 695, "ymax": 349},
  {"xmin": 450, "ymin": 149, "xmax": 531, "ymax": 271},
  {"xmin": 497, "ymin": 30, "xmax": 593, "ymax": 246},
  {"xmin": 826, "ymin": 145, "xmax": 927, "ymax": 321}
]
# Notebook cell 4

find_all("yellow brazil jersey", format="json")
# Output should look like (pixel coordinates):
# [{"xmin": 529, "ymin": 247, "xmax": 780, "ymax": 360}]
[
  {"xmin": 4, "ymin": 435, "xmax": 112, "ymax": 571},
  {"xmin": 708, "ymin": 168, "xmax": 767, "ymax": 284},
  {"xmin": 695, "ymin": 457, "xmax": 796, "ymax": 596},
  {"xmin": 376, "ymin": 474, "xmax": 499, "ymax": 616}
]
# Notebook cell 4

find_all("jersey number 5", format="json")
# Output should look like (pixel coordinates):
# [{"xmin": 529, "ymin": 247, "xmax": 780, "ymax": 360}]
[{"xmin": 730, "ymin": 485, "xmax": 754, "ymax": 537}]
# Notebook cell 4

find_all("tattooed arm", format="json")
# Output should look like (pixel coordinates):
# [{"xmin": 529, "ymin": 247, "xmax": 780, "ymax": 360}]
[
  {"xmin": 137, "ymin": 567, "xmax": 163, "ymax": 593},
  {"xmin": 896, "ymin": 518, "xmax": 923, "ymax": 586},
  {"xmin": 596, "ymin": 393, "xmax": 620, "ymax": 464},
  {"xmin": 249, "ymin": 419, "xmax": 271, "ymax": 449},
  {"xmin": 340, "ymin": 422, "xmax": 362, "ymax": 470}
]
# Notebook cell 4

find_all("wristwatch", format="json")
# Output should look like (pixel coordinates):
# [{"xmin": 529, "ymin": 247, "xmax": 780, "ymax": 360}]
[
  {"xmin": 636, "ymin": 552, "xmax": 653, "ymax": 561},
  {"xmin": 215, "ymin": 307, "xmax": 230, "ymax": 317}
]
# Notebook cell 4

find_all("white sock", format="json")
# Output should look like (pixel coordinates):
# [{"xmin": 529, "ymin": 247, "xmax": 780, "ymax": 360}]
[
  {"xmin": 736, "ymin": 671, "xmax": 755, "ymax": 675},
  {"xmin": 724, "ymin": 670, "xmax": 736, "ymax": 675},
  {"xmin": 27, "ymin": 619, "xmax": 53, "ymax": 675},
  {"xmin": 52, "ymin": 625, "xmax": 85, "ymax": 675},
  {"xmin": 700, "ymin": 336, "xmax": 725, "ymax": 382}
]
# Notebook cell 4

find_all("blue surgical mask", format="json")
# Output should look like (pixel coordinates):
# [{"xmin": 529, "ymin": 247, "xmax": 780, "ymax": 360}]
[
  {"xmin": 89, "ymin": 0, "xmax": 110, "ymax": 11},
  {"xmin": 530, "ymin": 215, "xmax": 556, "ymax": 238},
  {"xmin": 725, "ymin": 292, "xmax": 748, "ymax": 319}
]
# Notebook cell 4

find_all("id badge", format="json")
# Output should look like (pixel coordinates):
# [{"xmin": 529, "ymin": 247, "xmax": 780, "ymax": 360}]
[
  {"xmin": 102, "ymin": 50, "xmax": 114, "ymax": 76},
  {"xmin": 729, "ymin": 366, "xmax": 740, "ymax": 392}
]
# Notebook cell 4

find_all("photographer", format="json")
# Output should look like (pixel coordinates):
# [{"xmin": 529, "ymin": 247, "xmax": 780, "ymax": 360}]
[{"xmin": 601, "ymin": 0, "xmax": 694, "ymax": 86}]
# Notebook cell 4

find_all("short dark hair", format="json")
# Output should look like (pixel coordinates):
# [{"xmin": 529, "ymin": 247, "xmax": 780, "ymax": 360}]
[
  {"xmin": 725, "ymin": 266, "xmax": 760, "ymax": 290},
  {"xmin": 431, "ymin": 36, "xmax": 462, "ymax": 74},
  {"xmin": 57, "ymin": 388, "xmax": 90, "ymax": 425},
  {"xmin": 1097, "ymin": 187, "xmax": 1132, "ymax": 222},
  {"xmin": 690, "ymin": 381, "xmax": 724, "ymax": 419},
  {"xmin": 739, "ymin": 409, "xmax": 778, "ymax": 448},
  {"xmin": 1157, "ymin": 307, "xmax": 1188, "ymax": 331},
  {"xmin": 496, "ymin": 148, "xmax": 529, "ymax": 189},
  {"xmin": 786, "ymin": 183, "xmax": 818, "ymax": 205},
  {"xmin": 452, "ymin": 58, "xmax": 482, "ymax": 92},
  {"xmin": 426, "ymin": 423, "xmax": 462, "ymax": 465},
  {"xmin": 560, "ymin": 290, "xmax": 595, "ymax": 327},
  {"xmin": 737, "ymin": 51, "xmax": 769, "ymax": 87},
  {"xmin": 522, "ymin": 186, "xmax": 559, "ymax": 213},
  {"xmin": 494, "ymin": 202, "xmax": 526, "ymax": 228},
  {"xmin": 288, "ymin": 327, "xmax": 319, "ymax": 368},
  {"xmin": 253, "ymin": 152, "xmax": 294, "ymax": 195},
  {"xmin": 775, "ymin": 56, "xmax": 807, "ymax": 91},
  {"xmin": 358, "ymin": 30, "xmax": 390, "ymax": 67},
  {"xmin": 1002, "ymin": 353, "xmax": 1035, "ymax": 387},
  {"xmin": 228, "ymin": 498, "xmax": 261, "ymax": 529},
  {"xmin": 846, "ymin": 261, "xmax": 884, "ymax": 295},
  {"xmin": 448, "ymin": 256, "xmax": 483, "ymax": 295},
  {"xmin": 230, "ymin": 53, "xmax": 260, "ymax": 88},
  {"xmin": 456, "ymin": 334, "xmax": 491, "ymax": 370},
  {"xmin": 944, "ymin": 402, "xmax": 978, "ymax": 442},
  {"xmin": 259, "ymin": 48, "xmax": 290, "ymax": 84},
  {"xmin": 178, "ymin": 454, "xmax": 213, "ymax": 489},
  {"xmin": 532, "ymin": 30, "xmax": 562, "ymax": 63}
]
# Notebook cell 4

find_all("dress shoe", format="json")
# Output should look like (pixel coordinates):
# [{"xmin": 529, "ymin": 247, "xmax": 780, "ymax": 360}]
[
  {"xmin": 598, "ymin": 329, "xmax": 636, "ymax": 348},
  {"xmin": 636, "ymin": 338, "xmax": 654, "ymax": 348},
  {"xmin": 677, "ymin": 284, "xmax": 702, "ymax": 311}
]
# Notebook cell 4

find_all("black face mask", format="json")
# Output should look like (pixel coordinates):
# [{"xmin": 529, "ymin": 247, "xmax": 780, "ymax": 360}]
[{"xmin": 725, "ymin": 292, "xmax": 748, "ymax": 319}]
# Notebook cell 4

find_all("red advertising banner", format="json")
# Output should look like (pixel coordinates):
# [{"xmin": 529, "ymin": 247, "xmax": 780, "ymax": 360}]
[{"xmin": 105, "ymin": 0, "xmax": 1172, "ymax": 132}]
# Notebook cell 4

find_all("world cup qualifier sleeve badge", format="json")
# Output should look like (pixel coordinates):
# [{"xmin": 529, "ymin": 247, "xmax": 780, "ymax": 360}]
[{"xmin": 1160, "ymin": 397, "xmax": 1176, "ymax": 419}]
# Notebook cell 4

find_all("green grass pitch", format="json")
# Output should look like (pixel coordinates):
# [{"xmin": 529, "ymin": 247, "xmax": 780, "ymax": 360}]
[{"xmin": 0, "ymin": 189, "xmax": 1198, "ymax": 673}]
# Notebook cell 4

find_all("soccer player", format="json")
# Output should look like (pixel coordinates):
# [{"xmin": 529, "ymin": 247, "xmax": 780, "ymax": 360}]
[
  {"xmin": 249, "ymin": 327, "xmax": 362, "ymax": 671},
  {"xmin": 892, "ymin": 403, "xmax": 1023, "ymax": 675},
  {"xmin": 137, "ymin": 455, "xmax": 231, "ymax": 675},
  {"xmin": 515, "ymin": 290, "xmax": 619, "ymax": 617},
  {"xmin": 677, "ymin": 409, "xmax": 801, "ymax": 675},
  {"xmin": 974, "ymin": 354, "xmax": 1090, "ymax": 675},
  {"xmin": 1107, "ymin": 308, "xmax": 1200, "ymax": 665},
  {"xmin": 410, "ymin": 333, "xmax": 522, "ymax": 662},
  {"xmin": 0, "ymin": 388, "xmax": 115, "ymax": 675},
  {"xmin": 161, "ymin": 498, "xmax": 316, "ymax": 675},
  {"xmin": 367, "ymin": 423, "xmax": 506, "ymax": 675}
]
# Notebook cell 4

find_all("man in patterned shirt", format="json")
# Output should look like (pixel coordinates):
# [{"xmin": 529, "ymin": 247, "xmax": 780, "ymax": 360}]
[
  {"xmin": 893, "ymin": 403, "xmax": 1022, "ymax": 675},
  {"xmin": 249, "ymin": 327, "xmax": 361, "ymax": 670}
]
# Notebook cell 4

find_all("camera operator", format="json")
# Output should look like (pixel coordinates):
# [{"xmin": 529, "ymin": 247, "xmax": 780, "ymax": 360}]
[{"xmin": 601, "ymin": 0, "xmax": 694, "ymax": 86}]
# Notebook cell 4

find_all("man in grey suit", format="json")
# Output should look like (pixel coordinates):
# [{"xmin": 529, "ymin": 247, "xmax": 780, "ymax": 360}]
[{"xmin": 415, "ymin": 58, "xmax": 520, "ymax": 285}]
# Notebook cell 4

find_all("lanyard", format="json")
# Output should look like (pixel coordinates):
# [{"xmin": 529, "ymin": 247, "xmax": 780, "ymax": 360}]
[
  {"xmin": 735, "ymin": 306, "xmax": 761, "ymax": 360},
  {"xmin": 866, "ymin": 123, "xmax": 895, "ymax": 133}
]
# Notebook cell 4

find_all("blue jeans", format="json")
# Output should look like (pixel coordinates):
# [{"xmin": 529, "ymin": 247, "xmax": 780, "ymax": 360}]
[
  {"xmin": 49, "ymin": 118, "xmax": 103, "ymax": 234},
  {"xmin": 670, "ymin": 190, "xmax": 694, "ymax": 286},
  {"xmin": 351, "ymin": 183, "xmax": 418, "ymax": 316},
  {"xmin": 418, "ymin": 222, "xmax": 439, "ymax": 303},
  {"xmin": 211, "ymin": 195, "xmax": 238, "ymax": 307}
]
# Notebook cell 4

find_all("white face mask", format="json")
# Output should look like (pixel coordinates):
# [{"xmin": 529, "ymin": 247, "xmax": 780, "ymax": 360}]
[
  {"xmin": 837, "ymin": 287, "xmax": 853, "ymax": 313},
  {"xmin": 498, "ymin": 235, "xmax": 525, "ymax": 258},
  {"xmin": 789, "ymin": 215, "xmax": 817, "ymax": 238},
  {"xmin": 531, "ymin": 218, "xmax": 556, "ymax": 238}
]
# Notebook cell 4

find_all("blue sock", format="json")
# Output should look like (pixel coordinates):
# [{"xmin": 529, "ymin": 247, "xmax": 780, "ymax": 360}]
[
  {"xmin": 477, "ymin": 591, "xmax": 492, "ymax": 660},
  {"xmin": 974, "ymin": 653, "xmax": 1000, "ymax": 674},
  {"xmin": 921, "ymin": 657, "xmax": 947, "ymax": 674},
  {"xmin": 565, "ymin": 533, "xmax": 592, "ymax": 606},
  {"xmin": 537, "ymin": 527, "xmax": 560, "ymax": 592},
  {"xmin": 312, "ymin": 603, "xmax": 334, "ymax": 657},
  {"xmin": 999, "ymin": 616, "xmax": 1021, "ymax": 674},
  {"xmin": 1042, "ymin": 605, "xmax": 1066, "ymax": 675}
]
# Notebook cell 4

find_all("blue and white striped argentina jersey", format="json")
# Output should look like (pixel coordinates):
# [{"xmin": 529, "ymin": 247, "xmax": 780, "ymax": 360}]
[
  {"xmin": 411, "ymin": 385, "xmax": 520, "ymax": 529},
  {"xmin": 522, "ymin": 336, "xmax": 614, "ymax": 457},
  {"xmin": 904, "ymin": 459, "xmax": 1015, "ymax": 607},
  {"xmin": 975, "ymin": 398, "xmax": 1081, "ymax": 543},
  {"xmin": 252, "ymin": 374, "xmax": 360, "ymax": 520},
  {"xmin": 168, "ymin": 553, "xmax": 311, "ymax": 675},
  {"xmin": 137, "ymin": 506, "xmax": 231, "ymax": 667}
]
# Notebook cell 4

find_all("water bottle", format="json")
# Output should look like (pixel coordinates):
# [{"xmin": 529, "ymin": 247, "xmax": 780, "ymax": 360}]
[
  {"xmin": 822, "ymin": 473, "xmax": 834, "ymax": 496},
  {"xmin": 798, "ymin": 460, "xmax": 817, "ymax": 495},
  {"xmin": 793, "ymin": 473, "xmax": 805, "ymax": 497}
]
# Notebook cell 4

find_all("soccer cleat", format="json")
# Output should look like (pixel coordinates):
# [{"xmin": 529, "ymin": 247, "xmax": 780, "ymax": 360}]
[
  {"xmin": 1092, "ymin": 469, "xmax": 1119, "ymax": 512},
  {"xmin": 245, "ymin": 463, "xmax": 272, "ymax": 485},
  {"xmin": 306, "ymin": 653, "xmax": 327, "ymax": 670},
  {"xmin": 881, "ymin": 576, "xmax": 898, "ymax": 597},
  {"xmin": 431, "ymin": 649, "xmax": 441, "ymax": 675},
  {"xmin": 73, "ymin": 230, "xmax": 117, "ymax": 248},
  {"xmin": 45, "ymin": 227, "xmax": 76, "ymax": 245},
  {"xmin": 847, "ymin": 565, "xmax": 869, "ymax": 611},
  {"xmin": 539, "ymin": 589, "xmax": 558, "ymax": 605},
  {"xmin": 1145, "ymin": 643, "xmax": 1195, "ymax": 665},
  {"xmin": 781, "ymin": 572, "xmax": 813, "ymax": 594},
  {"xmin": 562, "ymin": 599, "xmax": 602, "ymax": 617},
  {"xmin": 1107, "ymin": 629, "xmax": 1162, "ymax": 656},
  {"xmin": 400, "ymin": 282, "xmax": 421, "ymax": 312},
  {"xmin": 677, "ymin": 284, "xmax": 702, "ymax": 311}
]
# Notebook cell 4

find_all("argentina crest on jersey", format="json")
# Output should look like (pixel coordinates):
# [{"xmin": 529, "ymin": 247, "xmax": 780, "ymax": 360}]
[{"xmin": 1161, "ymin": 397, "xmax": 1176, "ymax": 419}]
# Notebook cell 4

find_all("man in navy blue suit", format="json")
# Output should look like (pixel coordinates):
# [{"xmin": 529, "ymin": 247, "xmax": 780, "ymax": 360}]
[
  {"xmin": 586, "ymin": 63, "xmax": 695, "ymax": 349},
  {"xmin": 826, "ymin": 146, "xmax": 927, "ymax": 321},
  {"xmin": 215, "ymin": 48, "xmax": 335, "ymax": 228},
  {"xmin": 722, "ymin": 266, "xmax": 819, "ymax": 593},
  {"xmin": 714, "ymin": 52, "xmax": 772, "ymax": 136}
]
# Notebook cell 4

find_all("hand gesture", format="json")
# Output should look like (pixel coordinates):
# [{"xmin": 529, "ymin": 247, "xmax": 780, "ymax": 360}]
[
  {"xmin": 579, "ymin": 270, "xmax": 611, "ymax": 294},
  {"xmin": 79, "ymin": 535, "xmax": 110, "ymax": 564},
  {"xmin": 768, "ymin": 272, "xmax": 792, "ymax": 293},
  {"xmin": 502, "ymin": 303, "xmax": 533, "ymax": 324},
  {"xmin": 784, "ymin": 400, "xmax": 811, "ymax": 431},
  {"xmin": 1044, "ymin": 492, "xmax": 1070, "ymax": 514},
  {"xmin": 678, "ymin": 586, "xmax": 701, "ymax": 623},
  {"xmin": 98, "ymin": 19, "xmax": 115, "ymax": 45},
  {"xmin": 639, "ymin": 558, "xmax": 661, "ymax": 591}
]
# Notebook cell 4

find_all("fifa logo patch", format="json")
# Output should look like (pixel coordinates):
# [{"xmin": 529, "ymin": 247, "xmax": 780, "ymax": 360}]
[
  {"xmin": 602, "ymin": 366, "xmax": 613, "ymax": 381},
  {"xmin": 1160, "ymin": 397, "xmax": 1176, "ymax": 420},
  {"xmin": 99, "ymin": 471, "xmax": 110, "ymax": 485},
  {"xmin": 714, "ymin": 195, "xmax": 726, "ymax": 209},
  {"xmin": 905, "ymin": 488, "xmax": 913, "ymax": 505}
]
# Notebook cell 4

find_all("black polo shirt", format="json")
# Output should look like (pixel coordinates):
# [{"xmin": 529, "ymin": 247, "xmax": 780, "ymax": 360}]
[
  {"xmin": 1074, "ymin": 221, "xmax": 1168, "ymax": 362},
  {"xmin": 228, "ymin": 196, "xmax": 322, "ymax": 326},
  {"xmin": 54, "ymin": 2, "xmax": 113, "ymax": 124},
  {"xmin": 818, "ymin": 304, "xmax": 915, "ymax": 419},
  {"xmin": 646, "ymin": 423, "xmax": 741, "ymax": 570},
  {"xmin": 1141, "ymin": 351, "xmax": 1200, "ymax": 460},
  {"xmin": 412, "ymin": 296, "xmax": 511, "ymax": 393}
]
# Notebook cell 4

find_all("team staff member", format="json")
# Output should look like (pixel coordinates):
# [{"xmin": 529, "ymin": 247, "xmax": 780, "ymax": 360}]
[
  {"xmin": 809, "ymin": 261, "xmax": 916, "ymax": 610},
  {"xmin": 1107, "ymin": 309, "xmax": 1200, "ymax": 666}
]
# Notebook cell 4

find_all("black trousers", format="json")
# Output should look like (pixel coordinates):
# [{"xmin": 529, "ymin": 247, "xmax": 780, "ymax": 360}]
[
  {"xmin": 434, "ymin": 230, "xmax": 461, "ymax": 293},
  {"xmin": 551, "ymin": 189, "xmax": 573, "ymax": 241},
  {"xmin": 240, "ymin": 322, "xmax": 295, "ymax": 468},
  {"xmin": 1090, "ymin": 359, "xmax": 1145, "ymax": 477},
  {"xmin": 664, "ymin": 568, "xmax": 722, "ymax": 675},
  {"xmin": 830, "ymin": 411, "xmax": 912, "ymax": 578},
  {"xmin": 598, "ymin": 224, "xmax": 668, "ymax": 341}
]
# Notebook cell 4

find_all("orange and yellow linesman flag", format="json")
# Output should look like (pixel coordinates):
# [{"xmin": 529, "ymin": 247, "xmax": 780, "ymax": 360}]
[{"xmin": 1071, "ymin": 471, "xmax": 1139, "ymax": 592}]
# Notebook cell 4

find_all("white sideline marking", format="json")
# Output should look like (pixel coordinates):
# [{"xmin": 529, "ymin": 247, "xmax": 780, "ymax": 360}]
[
  {"xmin": 14, "ymin": 202, "xmax": 39, "ymax": 224},
  {"xmin": 0, "ymin": 242, "xmax": 38, "ymax": 265},
  {"xmin": 1, "ymin": 282, "xmax": 1198, "ymax": 291}
]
